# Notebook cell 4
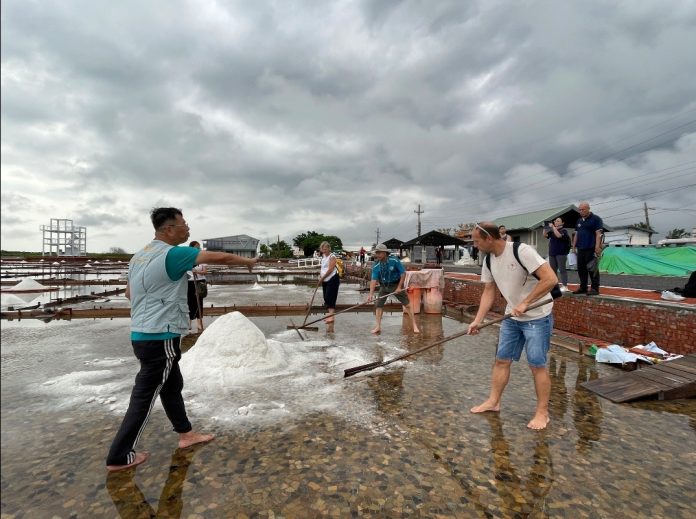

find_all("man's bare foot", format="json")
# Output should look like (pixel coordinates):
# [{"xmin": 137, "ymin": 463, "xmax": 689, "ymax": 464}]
[
  {"xmin": 370, "ymin": 327, "xmax": 381, "ymax": 334},
  {"xmin": 106, "ymin": 451, "xmax": 150, "ymax": 472},
  {"xmin": 413, "ymin": 327, "xmax": 420, "ymax": 334},
  {"xmin": 470, "ymin": 400, "xmax": 500, "ymax": 413},
  {"xmin": 527, "ymin": 413, "xmax": 550, "ymax": 430},
  {"xmin": 178, "ymin": 431, "xmax": 215, "ymax": 449}
]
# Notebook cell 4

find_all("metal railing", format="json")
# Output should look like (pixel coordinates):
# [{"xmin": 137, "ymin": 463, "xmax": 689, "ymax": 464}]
[{"xmin": 287, "ymin": 257, "xmax": 321, "ymax": 268}]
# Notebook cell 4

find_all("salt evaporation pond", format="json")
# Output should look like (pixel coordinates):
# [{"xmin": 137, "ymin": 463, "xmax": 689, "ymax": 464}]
[{"xmin": 1, "ymin": 282, "xmax": 694, "ymax": 518}]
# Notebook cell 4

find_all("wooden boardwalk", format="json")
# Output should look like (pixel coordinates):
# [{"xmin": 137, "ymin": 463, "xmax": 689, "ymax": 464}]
[
  {"xmin": 1, "ymin": 302, "xmax": 404, "ymax": 321},
  {"xmin": 581, "ymin": 354, "xmax": 696, "ymax": 402}
]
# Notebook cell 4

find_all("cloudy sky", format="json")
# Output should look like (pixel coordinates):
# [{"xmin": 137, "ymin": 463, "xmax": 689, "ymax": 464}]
[{"xmin": 2, "ymin": 0, "xmax": 695, "ymax": 253}]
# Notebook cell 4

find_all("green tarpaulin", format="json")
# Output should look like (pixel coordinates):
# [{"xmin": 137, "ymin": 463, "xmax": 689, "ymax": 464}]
[{"xmin": 599, "ymin": 246, "xmax": 696, "ymax": 276}]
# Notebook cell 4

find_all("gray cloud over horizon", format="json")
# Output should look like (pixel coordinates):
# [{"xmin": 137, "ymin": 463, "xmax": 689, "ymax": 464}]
[{"xmin": 2, "ymin": 0, "xmax": 695, "ymax": 253}]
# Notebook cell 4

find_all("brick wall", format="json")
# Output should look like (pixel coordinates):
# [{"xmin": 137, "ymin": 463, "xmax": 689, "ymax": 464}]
[{"xmin": 443, "ymin": 277, "xmax": 696, "ymax": 355}]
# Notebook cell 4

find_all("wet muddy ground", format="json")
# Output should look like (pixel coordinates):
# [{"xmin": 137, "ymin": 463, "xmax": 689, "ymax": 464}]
[{"xmin": 1, "ymin": 283, "xmax": 694, "ymax": 518}]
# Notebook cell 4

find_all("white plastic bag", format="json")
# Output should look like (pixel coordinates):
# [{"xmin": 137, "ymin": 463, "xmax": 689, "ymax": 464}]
[
  {"xmin": 661, "ymin": 290, "xmax": 685, "ymax": 301},
  {"xmin": 567, "ymin": 252, "xmax": 577, "ymax": 268}
]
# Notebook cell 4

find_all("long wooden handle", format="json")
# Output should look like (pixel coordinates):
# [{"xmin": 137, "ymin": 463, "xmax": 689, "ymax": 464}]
[
  {"xmin": 344, "ymin": 298, "xmax": 553, "ymax": 377},
  {"xmin": 297, "ymin": 288, "xmax": 407, "ymax": 329},
  {"xmin": 301, "ymin": 281, "xmax": 322, "ymax": 326}
]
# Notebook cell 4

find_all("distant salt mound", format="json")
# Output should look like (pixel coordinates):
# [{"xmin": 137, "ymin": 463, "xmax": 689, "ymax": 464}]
[
  {"xmin": 181, "ymin": 312, "xmax": 287, "ymax": 389},
  {"xmin": 455, "ymin": 250, "xmax": 477, "ymax": 266},
  {"xmin": 7, "ymin": 278, "xmax": 47, "ymax": 291}
]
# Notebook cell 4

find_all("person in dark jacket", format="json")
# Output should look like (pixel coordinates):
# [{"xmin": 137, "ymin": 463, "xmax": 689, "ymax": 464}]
[
  {"xmin": 572, "ymin": 202, "xmax": 603, "ymax": 296},
  {"xmin": 543, "ymin": 217, "xmax": 571, "ymax": 292}
]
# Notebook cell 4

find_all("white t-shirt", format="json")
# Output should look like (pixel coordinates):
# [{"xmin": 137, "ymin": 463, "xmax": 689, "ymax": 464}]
[
  {"xmin": 320, "ymin": 254, "xmax": 336, "ymax": 282},
  {"xmin": 187, "ymin": 264, "xmax": 207, "ymax": 281},
  {"xmin": 480, "ymin": 242, "xmax": 553, "ymax": 321}
]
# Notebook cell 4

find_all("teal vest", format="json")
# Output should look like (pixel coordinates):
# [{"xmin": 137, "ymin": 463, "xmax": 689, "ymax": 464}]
[{"xmin": 128, "ymin": 240, "xmax": 189, "ymax": 334}]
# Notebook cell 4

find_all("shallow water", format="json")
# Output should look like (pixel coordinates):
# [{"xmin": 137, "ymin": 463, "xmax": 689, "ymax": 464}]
[{"xmin": 1, "ymin": 283, "xmax": 694, "ymax": 518}]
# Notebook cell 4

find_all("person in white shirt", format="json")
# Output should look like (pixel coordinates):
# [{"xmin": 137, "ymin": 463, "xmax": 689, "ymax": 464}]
[
  {"xmin": 186, "ymin": 241, "xmax": 208, "ymax": 333},
  {"xmin": 318, "ymin": 241, "xmax": 340, "ymax": 324},
  {"xmin": 467, "ymin": 222, "xmax": 557, "ymax": 430},
  {"xmin": 498, "ymin": 225, "xmax": 513, "ymax": 242}
]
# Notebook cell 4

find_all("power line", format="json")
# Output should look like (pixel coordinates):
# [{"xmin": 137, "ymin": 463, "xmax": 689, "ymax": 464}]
[
  {"xmin": 415, "ymin": 163, "xmax": 695, "ymax": 226},
  {"xmin": 443, "ymin": 119, "xmax": 696, "ymax": 210},
  {"xmin": 372, "ymin": 115, "xmax": 696, "ymax": 239}
]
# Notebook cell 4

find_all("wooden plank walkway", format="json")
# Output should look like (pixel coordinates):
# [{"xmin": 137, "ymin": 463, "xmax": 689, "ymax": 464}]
[
  {"xmin": 1, "ymin": 303, "xmax": 405, "ymax": 321},
  {"xmin": 581, "ymin": 354, "xmax": 696, "ymax": 402}
]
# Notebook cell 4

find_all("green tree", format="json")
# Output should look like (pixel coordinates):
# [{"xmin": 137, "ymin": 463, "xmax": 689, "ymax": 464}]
[
  {"xmin": 666, "ymin": 228, "xmax": 688, "ymax": 239},
  {"xmin": 268, "ymin": 240, "xmax": 293, "ymax": 258},
  {"xmin": 632, "ymin": 222, "xmax": 653, "ymax": 232},
  {"xmin": 293, "ymin": 231, "xmax": 343, "ymax": 256},
  {"xmin": 259, "ymin": 244, "xmax": 270, "ymax": 256}
]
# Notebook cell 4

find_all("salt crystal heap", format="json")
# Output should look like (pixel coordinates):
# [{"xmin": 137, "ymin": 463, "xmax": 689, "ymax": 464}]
[
  {"xmin": 180, "ymin": 312, "xmax": 287, "ymax": 391},
  {"xmin": 7, "ymin": 278, "xmax": 47, "ymax": 291}
]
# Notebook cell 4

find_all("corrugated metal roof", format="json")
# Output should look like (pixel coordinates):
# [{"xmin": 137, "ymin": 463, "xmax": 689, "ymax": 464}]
[
  {"xmin": 494, "ymin": 204, "xmax": 613, "ymax": 232},
  {"xmin": 494, "ymin": 205, "xmax": 578, "ymax": 231},
  {"xmin": 203, "ymin": 234, "xmax": 259, "ymax": 251}
]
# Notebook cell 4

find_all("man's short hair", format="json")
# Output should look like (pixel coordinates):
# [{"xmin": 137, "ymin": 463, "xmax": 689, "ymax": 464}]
[
  {"xmin": 475, "ymin": 222, "xmax": 501, "ymax": 240},
  {"xmin": 150, "ymin": 207, "xmax": 182, "ymax": 230}
]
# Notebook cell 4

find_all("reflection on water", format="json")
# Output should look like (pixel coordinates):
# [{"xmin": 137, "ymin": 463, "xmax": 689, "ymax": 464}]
[
  {"xmin": 1, "ymin": 290, "xmax": 695, "ymax": 518},
  {"xmin": 573, "ymin": 361, "xmax": 603, "ymax": 453},
  {"xmin": 483, "ymin": 413, "xmax": 554, "ymax": 516},
  {"xmin": 107, "ymin": 444, "xmax": 208, "ymax": 519}
]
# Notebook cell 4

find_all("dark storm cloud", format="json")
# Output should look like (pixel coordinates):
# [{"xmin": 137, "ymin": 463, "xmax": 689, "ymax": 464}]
[{"xmin": 2, "ymin": 0, "xmax": 695, "ymax": 252}]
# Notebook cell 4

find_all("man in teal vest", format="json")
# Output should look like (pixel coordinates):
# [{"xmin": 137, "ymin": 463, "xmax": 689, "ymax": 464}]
[{"xmin": 106, "ymin": 207, "xmax": 256, "ymax": 472}]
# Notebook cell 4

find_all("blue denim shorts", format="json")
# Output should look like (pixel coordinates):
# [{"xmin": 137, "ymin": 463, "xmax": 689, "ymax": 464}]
[{"xmin": 496, "ymin": 314, "xmax": 553, "ymax": 368}]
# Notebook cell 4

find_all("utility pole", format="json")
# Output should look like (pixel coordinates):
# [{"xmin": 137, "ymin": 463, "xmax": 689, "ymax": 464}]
[
  {"xmin": 414, "ymin": 204, "xmax": 424, "ymax": 237},
  {"xmin": 375, "ymin": 228, "xmax": 381, "ymax": 246},
  {"xmin": 643, "ymin": 202, "xmax": 653, "ymax": 244}
]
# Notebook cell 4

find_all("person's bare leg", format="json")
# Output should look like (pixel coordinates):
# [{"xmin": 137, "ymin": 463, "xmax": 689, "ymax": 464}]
[
  {"xmin": 371, "ymin": 308, "xmax": 383, "ymax": 334},
  {"xmin": 178, "ymin": 430, "xmax": 215, "ymax": 449},
  {"xmin": 404, "ymin": 304, "xmax": 420, "ymax": 333},
  {"xmin": 196, "ymin": 318, "xmax": 204, "ymax": 333},
  {"xmin": 527, "ymin": 366, "xmax": 551, "ymax": 430},
  {"xmin": 471, "ymin": 360, "xmax": 511, "ymax": 413},
  {"xmin": 325, "ymin": 308, "xmax": 335, "ymax": 323}
]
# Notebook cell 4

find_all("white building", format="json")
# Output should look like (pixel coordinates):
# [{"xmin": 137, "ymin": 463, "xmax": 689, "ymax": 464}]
[
  {"xmin": 203, "ymin": 234, "xmax": 259, "ymax": 258},
  {"xmin": 603, "ymin": 225, "xmax": 656, "ymax": 246}
]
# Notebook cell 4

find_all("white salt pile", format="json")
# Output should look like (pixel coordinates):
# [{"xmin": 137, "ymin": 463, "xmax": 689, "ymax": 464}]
[
  {"xmin": 251, "ymin": 282, "xmax": 263, "ymax": 290},
  {"xmin": 180, "ymin": 312, "xmax": 288, "ymax": 389},
  {"xmin": 7, "ymin": 278, "xmax": 47, "ymax": 291}
]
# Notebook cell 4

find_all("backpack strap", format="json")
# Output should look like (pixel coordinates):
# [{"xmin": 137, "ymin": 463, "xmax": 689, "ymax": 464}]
[{"xmin": 512, "ymin": 242, "xmax": 528, "ymax": 274}]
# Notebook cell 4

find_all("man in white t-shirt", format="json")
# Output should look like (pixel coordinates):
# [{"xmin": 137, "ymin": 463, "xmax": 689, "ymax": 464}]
[{"xmin": 467, "ymin": 221, "xmax": 558, "ymax": 430}]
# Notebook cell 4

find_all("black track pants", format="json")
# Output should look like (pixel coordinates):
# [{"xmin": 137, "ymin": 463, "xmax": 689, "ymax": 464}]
[{"xmin": 106, "ymin": 338, "xmax": 192, "ymax": 466}]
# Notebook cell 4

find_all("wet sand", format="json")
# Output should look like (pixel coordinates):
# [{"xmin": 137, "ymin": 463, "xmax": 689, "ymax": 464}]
[{"xmin": 1, "ymin": 285, "xmax": 695, "ymax": 518}]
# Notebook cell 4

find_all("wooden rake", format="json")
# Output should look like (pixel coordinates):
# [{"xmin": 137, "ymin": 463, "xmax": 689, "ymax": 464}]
[
  {"xmin": 344, "ymin": 298, "xmax": 553, "ymax": 378},
  {"xmin": 288, "ymin": 288, "xmax": 408, "ymax": 332}
]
